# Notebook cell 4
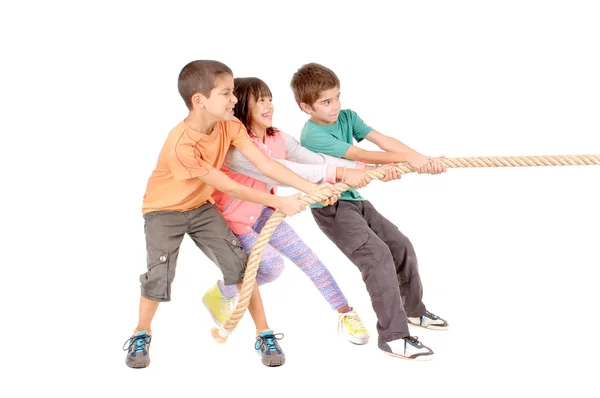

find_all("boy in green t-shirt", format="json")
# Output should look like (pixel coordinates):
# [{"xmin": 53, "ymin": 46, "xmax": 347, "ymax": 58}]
[{"xmin": 291, "ymin": 63, "xmax": 448, "ymax": 360}]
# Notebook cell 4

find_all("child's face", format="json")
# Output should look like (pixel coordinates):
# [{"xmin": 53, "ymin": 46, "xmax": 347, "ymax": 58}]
[
  {"xmin": 202, "ymin": 74, "xmax": 237, "ymax": 121},
  {"xmin": 305, "ymin": 87, "xmax": 341, "ymax": 125},
  {"xmin": 248, "ymin": 93, "xmax": 274, "ymax": 131}
]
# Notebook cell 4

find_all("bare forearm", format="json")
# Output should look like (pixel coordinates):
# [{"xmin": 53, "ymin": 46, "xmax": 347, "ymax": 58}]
[
  {"xmin": 197, "ymin": 168, "xmax": 281, "ymax": 208},
  {"xmin": 377, "ymin": 136, "xmax": 416, "ymax": 154},
  {"xmin": 362, "ymin": 130, "xmax": 423, "ymax": 162},
  {"xmin": 350, "ymin": 150, "xmax": 412, "ymax": 164}
]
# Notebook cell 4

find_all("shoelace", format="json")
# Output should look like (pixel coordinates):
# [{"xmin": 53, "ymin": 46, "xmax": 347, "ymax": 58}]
[
  {"xmin": 122, "ymin": 334, "xmax": 152, "ymax": 352},
  {"xmin": 255, "ymin": 333, "xmax": 284, "ymax": 352},
  {"xmin": 221, "ymin": 295, "xmax": 238, "ymax": 314},
  {"xmin": 423, "ymin": 310, "xmax": 438, "ymax": 320},
  {"xmin": 338, "ymin": 311, "xmax": 365, "ymax": 334},
  {"xmin": 404, "ymin": 336, "xmax": 422, "ymax": 347}
]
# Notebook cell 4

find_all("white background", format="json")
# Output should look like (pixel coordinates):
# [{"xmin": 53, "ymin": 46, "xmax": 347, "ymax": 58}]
[{"xmin": 1, "ymin": 1, "xmax": 599, "ymax": 397}]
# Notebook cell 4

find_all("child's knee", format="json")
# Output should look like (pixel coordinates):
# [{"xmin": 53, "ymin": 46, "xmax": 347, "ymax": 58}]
[
  {"xmin": 257, "ymin": 255, "xmax": 285, "ymax": 284},
  {"xmin": 140, "ymin": 249, "xmax": 176, "ymax": 302}
]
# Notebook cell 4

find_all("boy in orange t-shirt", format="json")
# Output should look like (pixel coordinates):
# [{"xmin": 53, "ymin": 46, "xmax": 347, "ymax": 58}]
[{"xmin": 123, "ymin": 60, "xmax": 337, "ymax": 369}]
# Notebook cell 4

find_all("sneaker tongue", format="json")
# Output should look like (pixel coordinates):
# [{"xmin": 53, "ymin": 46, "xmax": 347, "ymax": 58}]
[
  {"xmin": 136, "ymin": 330, "xmax": 148, "ymax": 337},
  {"xmin": 258, "ymin": 329, "xmax": 274, "ymax": 336}
]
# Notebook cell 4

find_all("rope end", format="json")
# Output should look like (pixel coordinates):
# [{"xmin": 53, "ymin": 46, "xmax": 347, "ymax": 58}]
[{"xmin": 211, "ymin": 327, "xmax": 229, "ymax": 344}]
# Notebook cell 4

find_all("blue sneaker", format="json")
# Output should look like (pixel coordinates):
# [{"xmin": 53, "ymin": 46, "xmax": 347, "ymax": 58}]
[
  {"xmin": 255, "ymin": 330, "xmax": 285, "ymax": 367},
  {"xmin": 123, "ymin": 330, "xmax": 152, "ymax": 368}
]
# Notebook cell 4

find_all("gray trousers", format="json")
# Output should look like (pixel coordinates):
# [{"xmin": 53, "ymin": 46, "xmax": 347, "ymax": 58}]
[{"xmin": 312, "ymin": 200, "xmax": 426, "ymax": 343}]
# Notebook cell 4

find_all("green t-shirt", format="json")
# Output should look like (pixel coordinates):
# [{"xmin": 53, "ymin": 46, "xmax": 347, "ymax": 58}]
[{"xmin": 300, "ymin": 109, "xmax": 373, "ymax": 208}]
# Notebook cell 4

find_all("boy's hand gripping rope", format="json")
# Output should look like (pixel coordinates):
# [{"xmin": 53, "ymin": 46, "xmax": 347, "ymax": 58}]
[{"xmin": 211, "ymin": 154, "xmax": 600, "ymax": 342}]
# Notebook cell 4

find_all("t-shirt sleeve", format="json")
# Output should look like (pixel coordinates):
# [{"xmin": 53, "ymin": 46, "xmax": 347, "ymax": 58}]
[
  {"xmin": 301, "ymin": 129, "xmax": 351, "ymax": 158},
  {"xmin": 166, "ymin": 145, "xmax": 212, "ymax": 180},
  {"xmin": 349, "ymin": 110, "xmax": 373, "ymax": 142},
  {"xmin": 230, "ymin": 122, "xmax": 252, "ymax": 150}
]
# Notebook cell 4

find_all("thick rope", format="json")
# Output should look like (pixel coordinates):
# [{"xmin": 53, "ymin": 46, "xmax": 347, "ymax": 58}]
[{"xmin": 211, "ymin": 154, "xmax": 600, "ymax": 342}]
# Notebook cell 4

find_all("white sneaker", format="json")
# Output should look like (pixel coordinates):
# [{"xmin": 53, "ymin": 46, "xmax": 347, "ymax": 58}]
[
  {"xmin": 408, "ymin": 310, "xmax": 449, "ymax": 330},
  {"xmin": 337, "ymin": 309, "xmax": 370, "ymax": 345},
  {"xmin": 378, "ymin": 336, "xmax": 434, "ymax": 360}
]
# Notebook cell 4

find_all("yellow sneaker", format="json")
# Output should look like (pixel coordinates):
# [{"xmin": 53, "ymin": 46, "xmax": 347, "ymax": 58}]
[
  {"xmin": 338, "ymin": 309, "xmax": 370, "ymax": 345},
  {"xmin": 202, "ymin": 281, "xmax": 237, "ymax": 326}
]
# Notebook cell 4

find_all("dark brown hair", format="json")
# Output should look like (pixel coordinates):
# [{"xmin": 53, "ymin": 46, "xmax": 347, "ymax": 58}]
[
  {"xmin": 290, "ymin": 63, "xmax": 340, "ymax": 110},
  {"xmin": 178, "ymin": 60, "xmax": 233, "ymax": 110},
  {"xmin": 233, "ymin": 77, "xmax": 277, "ymax": 138}
]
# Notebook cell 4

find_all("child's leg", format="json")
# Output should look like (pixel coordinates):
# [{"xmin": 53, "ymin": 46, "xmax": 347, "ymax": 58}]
[
  {"xmin": 186, "ymin": 204, "xmax": 285, "ymax": 366},
  {"xmin": 218, "ymin": 230, "xmax": 285, "ymax": 298},
  {"xmin": 136, "ymin": 210, "xmax": 186, "ymax": 333},
  {"xmin": 249, "ymin": 281, "xmax": 286, "ymax": 367},
  {"xmin": 125, "ymin": 210, "xmax": 186, "ymax": 369},
  {"xmin": 311, "ymin": 201, "xmax": 410, "ymax": 344},
  {"xmin": 235, "ymin": 231, "xmax": 286, "ymax": 286},
  {"xmin": 253, "ymin": 207, "xmax": 349, "ymax": 312},
  {"xmin": 360, "ymin": 201, "xmax": 426, "ymax": 318},
  {"xmin": 246, "ymin": 282, "xmax": 269, "ymax": 332},
  {"xmin": 187, "ymin": 204, "xmax": 248, "ymax": 287},
  {"xmin": 134, "ymin": 297, "xmax": 160, "ymax": 335}
]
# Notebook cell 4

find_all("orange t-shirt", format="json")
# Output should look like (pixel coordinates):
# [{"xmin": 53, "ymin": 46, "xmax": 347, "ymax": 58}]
[{"xmin": 142, "ymin": 119, "xmax": 251, "ymax": 213}]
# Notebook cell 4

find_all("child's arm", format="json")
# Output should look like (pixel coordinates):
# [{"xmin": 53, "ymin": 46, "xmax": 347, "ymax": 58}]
[
  {"xmin": 282, "ymin": 132, "xmax": 365, "ymax": 169},
  {"xmin": 226, "ymin": 131, "xmax": 369, "ymax": 187},
  {"xmin": 302, "ymin": 109, "xmax": 443, "ymax": 174},
  {"xmin": 235, "ymin": 143, "xmax": 326, "ymax": 194},
  {"xmin": 343, "ymin": 131, "xmax": 445, "ymax": 173},
  {"xmin": 197, "ymin": 167, "xmax": 305, "ymax": 216},
  {"xmin": 342, "ymin": 130, "xmax": 431, "ymax": 170},
  {"xmin": 225, "ymin": 147, "xmax": 368, "ymax": 188}
]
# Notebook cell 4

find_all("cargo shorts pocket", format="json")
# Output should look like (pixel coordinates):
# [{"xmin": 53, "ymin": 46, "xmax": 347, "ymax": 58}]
[
  {"xmin": 139, "ymin": 249, "xmax": 170, "ymax": 301},
  {"xmin": 221, "ymin": 236, "xmax": 248, "ymax": 285}
]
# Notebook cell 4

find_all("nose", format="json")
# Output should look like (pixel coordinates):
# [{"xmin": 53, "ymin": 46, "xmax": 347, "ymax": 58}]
[
  {"xmin": 231, "ymin": 94, "xmax": 238, "ymax": 104},
  {"xmin": 332, "ymin": 100, "xmax": 340, "ymax": 112}
]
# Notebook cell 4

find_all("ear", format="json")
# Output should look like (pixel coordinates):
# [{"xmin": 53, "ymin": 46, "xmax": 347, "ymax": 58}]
[
  {"xmin": 299, "ymin": 102, "xmax": 313, "ymax": 114},
  {"xmin": 191, "ymin": 92, "xmax": 206, "ymax": 110}
]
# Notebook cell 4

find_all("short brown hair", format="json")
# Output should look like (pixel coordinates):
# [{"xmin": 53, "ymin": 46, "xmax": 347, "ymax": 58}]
[
  {"xmin": 178, "ymin": 60, "xmax": 233, "ymax": 110},
  {"xmin": 290, "ymin": 63, "xmax": 340, "ymax": 110}
]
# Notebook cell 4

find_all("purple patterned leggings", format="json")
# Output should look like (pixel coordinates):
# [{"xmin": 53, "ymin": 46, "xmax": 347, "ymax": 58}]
[{"xmin": 219, "ymin": 207, "xmax": 348, "ymax": 310}]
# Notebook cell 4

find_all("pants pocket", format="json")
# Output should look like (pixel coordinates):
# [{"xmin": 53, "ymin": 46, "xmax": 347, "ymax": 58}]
[
  {"xmin": 335, "ymin": 227, "xmax": 369, "ymax": 257},
  {"xmin": 140, "ymin": 249, "xmax": 170, "ymax": 301},
  {"xmin": 222, "ymin": 235, "xmax": 248, "ymax": 285}
]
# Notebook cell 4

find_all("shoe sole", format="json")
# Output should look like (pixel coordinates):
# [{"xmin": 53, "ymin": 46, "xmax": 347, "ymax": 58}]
[
  {"xmin": 346, "ymin": 334, "xmax": 370, "ymax": 345},
  {"xmin": 255, "ymin": 349, "xmax": 285, "ymax": 367},
  {"xmin": 379, "ymin": 349, "xmax": 434, "ymax": 361},
  {"xmin": 126, "ymin": 359, "xmax": 150, "ymax": 368},
  {"xmin": 263, "ymin": 356, "xmax": 285, "ymax": 367}
]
